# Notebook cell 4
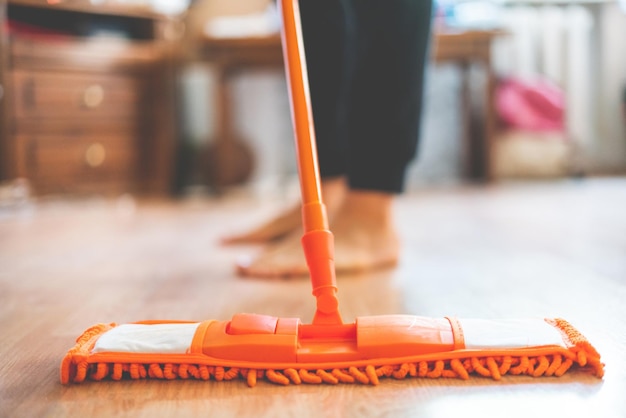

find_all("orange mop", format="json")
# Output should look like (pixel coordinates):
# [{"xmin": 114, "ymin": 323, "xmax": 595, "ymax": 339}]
[{"xmin": 60, "ymin": 0, "xmax": 603, "ymax": 387}]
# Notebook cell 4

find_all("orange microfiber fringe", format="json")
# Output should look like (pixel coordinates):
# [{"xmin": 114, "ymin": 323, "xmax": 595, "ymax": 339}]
[{"xmin": 61, "ymin": 318, "xmax": 603, "ymax": 387}]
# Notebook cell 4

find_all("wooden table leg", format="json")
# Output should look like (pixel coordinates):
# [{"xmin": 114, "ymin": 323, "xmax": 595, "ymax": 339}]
[
  {"xmin": 483, "ymin": 53, "xmax": 496, "ymax": 181},
  {"xmin": 205, "ymin": 64, "xmax": 254, "ymax": 190},
  {"xmin": 465, "ymin": 50, "xmax": 496, "ymax": 181},
  {"xmin": 459, "ymin": 61, "xmax": 473, "ymax": 179}
]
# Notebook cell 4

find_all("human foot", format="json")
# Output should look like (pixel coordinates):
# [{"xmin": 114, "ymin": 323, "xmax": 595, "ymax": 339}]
[
  {"xmin": 221, "ymin": 204, "xmax": 303, "ymax": 245},
  {"xmin": 236, "ymin": 191, "xmax": 400, "ymax": 278},
  {"xmin": 222, "ymin": 177, "xmax": 347, "ymax": 244}
]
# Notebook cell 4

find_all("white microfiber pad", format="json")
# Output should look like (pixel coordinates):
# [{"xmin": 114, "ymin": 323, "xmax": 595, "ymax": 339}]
[
  {"xmin": 459, "ymin": 318, "xmax": 566, "ymax": 350},
  {"xmin": 92, "ymin": 323, "xmax": 200, "ymax": 354}
]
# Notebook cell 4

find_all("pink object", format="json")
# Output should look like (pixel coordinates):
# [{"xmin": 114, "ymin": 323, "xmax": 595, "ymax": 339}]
[{"xmin": 496, "ymin": 77, "xmax": 565, "ymax": 133}]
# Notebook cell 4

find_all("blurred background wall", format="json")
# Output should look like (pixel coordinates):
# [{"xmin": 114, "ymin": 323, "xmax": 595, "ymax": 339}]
[
  {"xmin": 179, "ymin": 0, "xmax": 626, "ymax": 195},
  {"xmin": 1, "ymin": 0, "xmax": 625, "ymax": 199}
]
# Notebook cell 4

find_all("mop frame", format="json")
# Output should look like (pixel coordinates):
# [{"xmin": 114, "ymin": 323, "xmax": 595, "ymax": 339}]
[{"xmin": 61, "ymin": 317, "xmax": 603, "ymax": 386}]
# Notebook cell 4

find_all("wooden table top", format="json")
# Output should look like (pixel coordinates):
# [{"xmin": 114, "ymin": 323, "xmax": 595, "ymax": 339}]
[{"xmin": 198, "ymin": 29, "xmax": 507, "ymax": 67}]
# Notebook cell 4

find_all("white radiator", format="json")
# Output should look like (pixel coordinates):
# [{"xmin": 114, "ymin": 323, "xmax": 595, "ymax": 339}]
[
  {"xmin": 493, "ymin": 5, "xmax": 592, "ymax": 148},
  {"xmin": 493, "ymin": 2, "xmax": 626, "ymax": 172}
]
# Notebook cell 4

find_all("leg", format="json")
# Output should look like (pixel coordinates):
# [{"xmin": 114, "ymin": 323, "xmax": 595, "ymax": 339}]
[
  {"xmin": 346, "ymin": 0, "xmax": 433, "ymax": 194},
  {"xmin": 309, "ymin": 0, "xmax": 434, "ymax": 274},
  {"xmin": 221, "ymin": 177, "xmax": 346, "ymax": 244},
  {"xmin": 237, "ymin": 0, "xmax": 433, "ymax": 278},
  {"xmin": 236, "ymin": 190, "xmax": 398, "ymax": 277},
  {"xmin": 223, "ymin": 0, "xmax": 350, "ymax": 244}
]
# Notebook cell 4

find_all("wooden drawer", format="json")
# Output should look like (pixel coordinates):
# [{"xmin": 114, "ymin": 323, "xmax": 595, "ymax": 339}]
[
  {"xmin": 15, "ymin": 133, "xmax": 138, "ymax": 194},
  {"xmin": 12, "ymin": 118, "xmax": 139, "ymax": 136},
  {"xmin": 12, "ymin": 70, "xmax": 142, "ymax": 120},
  {"xmin": 11, "ymin": 37, "xmax": 162, "ymax": 73}
]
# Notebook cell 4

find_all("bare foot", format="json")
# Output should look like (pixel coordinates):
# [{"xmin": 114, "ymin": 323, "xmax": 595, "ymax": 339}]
[
  {"xmin": 222, "ymin": 177, "xmax": 347, "ymax": 244},
  {"xmin": 221, "ymin": 204, "xmax": 303, "ymax": 245},
  {"xmin": 236, "ymin": 191, "xmax": 400, "ymax": 278}
]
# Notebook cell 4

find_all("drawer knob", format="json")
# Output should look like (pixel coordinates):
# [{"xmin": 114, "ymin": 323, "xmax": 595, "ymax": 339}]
[
  {"xmin": 83, "ymin": 84, "xmax": 104, "ymax": 108},
  {"xmin": 85, "ymin": 143, "xmax": 106, "ymax": 167}
]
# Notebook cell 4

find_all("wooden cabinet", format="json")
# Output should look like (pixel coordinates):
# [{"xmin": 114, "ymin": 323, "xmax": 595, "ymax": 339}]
[{"xmin": 0, "ymin": 1, "xmax": 180, "ymax": 196}]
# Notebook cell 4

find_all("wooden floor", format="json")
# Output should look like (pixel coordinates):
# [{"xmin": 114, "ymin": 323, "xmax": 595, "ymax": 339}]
[{"xmin": 1, "ymin": 178, "xmax": 624, "ymax": 418}]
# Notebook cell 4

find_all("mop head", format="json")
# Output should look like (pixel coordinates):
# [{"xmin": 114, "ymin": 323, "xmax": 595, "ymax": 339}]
[{"xmin": 61, "ymin": 314, "xmax": 603, "ymax": 386}]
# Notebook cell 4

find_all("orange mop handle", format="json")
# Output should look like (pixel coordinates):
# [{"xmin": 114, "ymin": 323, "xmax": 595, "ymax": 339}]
[{"xmin": 279, "ymin": 0, "xmax": 342, "ymax": 326}]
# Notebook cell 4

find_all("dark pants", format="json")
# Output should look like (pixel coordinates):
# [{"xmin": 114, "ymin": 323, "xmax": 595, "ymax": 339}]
[{"xmin": 299, "ymin": 0, "xmax": 433, "ymax": 193}]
